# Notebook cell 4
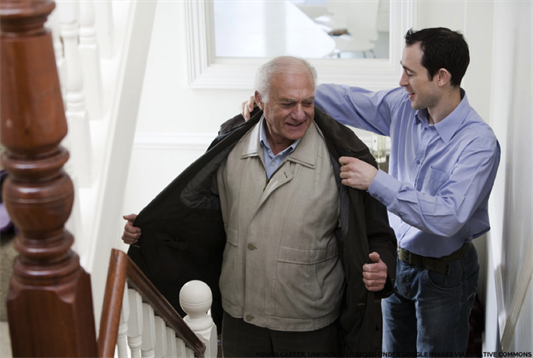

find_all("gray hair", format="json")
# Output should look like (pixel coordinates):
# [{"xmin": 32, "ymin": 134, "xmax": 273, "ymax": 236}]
[{"xmin": 254, "ymin": 56, "xmax": 317, "ymax": 103}]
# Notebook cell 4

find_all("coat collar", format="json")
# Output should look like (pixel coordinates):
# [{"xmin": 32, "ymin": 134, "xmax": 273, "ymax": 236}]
[
  {"xmin": 218, "ymin": 106, "xmax": 372, "ymax": 164},
  {"xmin": 240, "ymin": 117, "xmax": 321, "ymax": 170}
]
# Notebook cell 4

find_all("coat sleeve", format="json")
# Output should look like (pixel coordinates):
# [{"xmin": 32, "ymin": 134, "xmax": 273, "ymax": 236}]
[
  {"xmin": 356, "ymin": 151, "xmax": 397, "ymax": 298},
  {"xmin": 362, "ymin": 190, "xmax": 397, "ymax": 298}
]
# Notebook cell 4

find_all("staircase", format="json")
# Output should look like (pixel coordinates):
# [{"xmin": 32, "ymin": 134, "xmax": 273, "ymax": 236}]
[{"xmin": 0, "ymin": 0, "xmax": 217, "ymax": 356}]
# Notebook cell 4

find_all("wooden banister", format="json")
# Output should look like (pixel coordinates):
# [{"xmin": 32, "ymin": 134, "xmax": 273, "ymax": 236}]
[
  {"xmin": 98, "ymin": 249, "xmax": 206, "ymax": 358},
  {"xmin": 98, "ymin": 249, "xmax": 129, "ymax": 358},
  {"xmin": 0, "ymin": 1, "xmax": 98, "ymax": 357}
]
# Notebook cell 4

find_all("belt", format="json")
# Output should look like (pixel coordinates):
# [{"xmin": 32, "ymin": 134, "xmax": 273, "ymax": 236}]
[{"xmin": 398, "ymin": 243, "xmax": 472, "ymax": 275}]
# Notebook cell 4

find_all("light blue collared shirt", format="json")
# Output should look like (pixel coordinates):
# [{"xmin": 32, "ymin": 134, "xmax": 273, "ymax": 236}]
[
  {"xmin": 259, "ymin": 117, "xmax": 301, "ymax": 179},
  {"xmin": 316, "ymin": 85, "xmax": 501, "ymax": 257}
]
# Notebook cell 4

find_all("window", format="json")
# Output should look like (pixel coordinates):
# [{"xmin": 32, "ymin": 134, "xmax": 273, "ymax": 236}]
[{"xmin": 184, "ymin": 0, "xmax": 415, "ymax": 90}]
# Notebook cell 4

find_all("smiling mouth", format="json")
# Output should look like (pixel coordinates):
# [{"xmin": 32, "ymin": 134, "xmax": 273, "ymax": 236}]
[{"xmin": 286, "ymin": 121, "xmax": 305, "ymax": 127}]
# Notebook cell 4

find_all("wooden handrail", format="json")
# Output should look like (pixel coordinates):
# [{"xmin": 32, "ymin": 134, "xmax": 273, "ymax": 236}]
[
  {"xmin": 98, "ymin": 249, "xmax": 129, "ymax": 358},
  {"xmin": 98, "ymin": 249, "xmax": 206, "ymax": 358}
]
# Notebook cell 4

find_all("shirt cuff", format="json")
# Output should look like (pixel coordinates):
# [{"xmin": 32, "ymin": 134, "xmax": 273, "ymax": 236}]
[{"xmin": 368, "ymin": 169, "xmax": 401, "ymax": 207}]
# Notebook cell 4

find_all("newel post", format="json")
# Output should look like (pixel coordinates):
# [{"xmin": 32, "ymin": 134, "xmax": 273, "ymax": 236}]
[
  {"xmin": 0, "ymin": 1, "xmax": 97, "ymax": 356},
  {"xmin": 180, "ymin": 280, "xmax": 218, "ymax": 358}
]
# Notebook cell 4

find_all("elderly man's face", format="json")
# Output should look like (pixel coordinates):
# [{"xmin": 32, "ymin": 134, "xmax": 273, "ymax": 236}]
[{"xmin": 256, "ymin": 71, "xmax": 315, "ymax": 153}]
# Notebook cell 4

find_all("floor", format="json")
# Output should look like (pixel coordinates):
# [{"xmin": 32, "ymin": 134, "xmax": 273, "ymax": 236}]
[{"xmin": 0, "ymin": 321, "xmax": 12, "ymax": 358}]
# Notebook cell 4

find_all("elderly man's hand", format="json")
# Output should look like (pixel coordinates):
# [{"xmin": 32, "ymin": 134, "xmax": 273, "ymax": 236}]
[
  {"xmin": 241, "ymin": 95, "xmax": 256, "ymax": 121},
  {"xmin": 122, "ymin": 213, "xmax": 141, "ymax": 245},
  {"xmin": 363, "ymin": 252, "xmax": 388, "ymax": 291},
  {"xmin": 339, "ymin": 156, "xmax": 378, "ymax": 191}
]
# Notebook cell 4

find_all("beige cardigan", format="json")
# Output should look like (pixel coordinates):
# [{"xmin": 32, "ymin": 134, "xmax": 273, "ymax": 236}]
[{"xmin": 216, "ymin": 119, "xmax": 344, "ymax": 332}]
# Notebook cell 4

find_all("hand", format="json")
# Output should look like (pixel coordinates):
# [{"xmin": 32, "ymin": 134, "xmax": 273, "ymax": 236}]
[
  {"xmin": 363, "ymin": 252, "xmax": 388, "ymax": 291},
  {"xmin": 339, "ymin": 156, "xmax": 378, "ymax": 190},
  {"xmin": 122, "ymin": 213, "xmax": 141, "ymax": 245},
  {"xmin": 241, "ymin": 95, "xmax": 256, "ymax": 121}
]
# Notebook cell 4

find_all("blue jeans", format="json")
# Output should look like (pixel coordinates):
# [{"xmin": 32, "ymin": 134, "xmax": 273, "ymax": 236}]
[{"xmin": 382, "ymin": 245, "xmax": 479, "ymax": 356}]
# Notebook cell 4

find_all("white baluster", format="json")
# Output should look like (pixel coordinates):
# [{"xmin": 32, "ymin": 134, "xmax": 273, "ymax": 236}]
[
  {"xmin": 51, "ymin": 3, "xmax": 82, "ymax": 244},
  {"xmin": 117, "ymin": 282, "xmax": 130, "ymax": 358},
  {"xmin": 154, "ymin": 316, "xmax": 167, "ymax": 358},
  {"xmin": 45, "ymin": 7, "xmax": 66, "ymax": 91},
  {"xmin": 180, "ymin": 281, "xmax": 217, "ymax": 358},
  {"xmin": 59, "ymin": 1, "xmax": 93, "ymax": 188},
  {"xmin": 94, "ymin": 1, "xmax": 115, "ymax": 58},
  {"xmin": 141, "ymin": 303, "xmax": 156, "ymax": 358},
  {"xmin": 176, "ymin": 337, "xmax": 187, "ymax": 357},
  {"xmin": 166, "ymin": 327, "xmax": 177, "ymax": 358},
  {"xmin": 79, "ymin": 0, "xmax": 104, "ymax": 120},
  {"xmin": 63, "ymin": 144, "xmax": 83, "ymax": 251},
  {"xmin": 128, "ymin": 289, "xmax": 144, "ymax": 358},
  {"xmin": 185, "ymin": 347, "xmax": 195, "ymax": 358}
]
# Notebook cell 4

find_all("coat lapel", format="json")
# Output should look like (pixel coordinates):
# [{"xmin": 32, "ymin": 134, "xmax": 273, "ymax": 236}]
[{"xmin": 257, "ymin": 121, "xmax": 320, "ymax": 206}]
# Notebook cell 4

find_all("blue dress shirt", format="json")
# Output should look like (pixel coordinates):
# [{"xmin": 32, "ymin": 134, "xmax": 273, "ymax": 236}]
[
  {"xmin": 316, "ymin": 85, "xmax": 500, "ymax": 257},
  {"xmin": 259, "ymin": 117, "xmax": 300, "ymax": 179}
]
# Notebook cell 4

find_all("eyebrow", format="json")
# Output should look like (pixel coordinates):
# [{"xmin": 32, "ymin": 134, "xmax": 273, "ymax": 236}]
[
  {"xmin": 280, "ymin": 96, "xmax": 315, "ymax": 103},
  {"xmin": 400, "ymin": 61, "xmax": 415, "ymax": 73}
]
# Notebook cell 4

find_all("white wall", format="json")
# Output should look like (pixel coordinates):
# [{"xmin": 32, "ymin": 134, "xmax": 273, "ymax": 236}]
[
  {"xmin": 120, "ymin": 1, "xmax": 251, "ymax": 236},
  {"xmin": 485, "ymin": 1, "xmax": 532, "ymax": 351},
  {"xmin": 121, "ymin": 0, "xmax": 533, "ymax": 350},
  {"xmin": 416, "ymin": 1, "xmax": 532, "ymax": 351}
]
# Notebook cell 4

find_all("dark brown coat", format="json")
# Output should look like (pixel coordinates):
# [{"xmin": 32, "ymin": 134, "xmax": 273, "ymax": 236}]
[{"xmin": 128, "ymin": 108, "xmax": 397, "ymax": 355}]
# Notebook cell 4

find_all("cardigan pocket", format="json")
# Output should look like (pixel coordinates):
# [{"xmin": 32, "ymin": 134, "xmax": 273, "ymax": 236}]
[
  {"xmin": 271, "ymin": 244, "xmax": 343, "ymax": 320},
  {"xmin": 219, "ymin": 228, "xmax": 241, "ymax": 307}
]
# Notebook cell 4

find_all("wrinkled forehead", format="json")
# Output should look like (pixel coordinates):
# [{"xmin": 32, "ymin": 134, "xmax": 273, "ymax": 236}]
[{"xmin": 270, "ymin": 70, "xmax": 316, "ymax": 96}]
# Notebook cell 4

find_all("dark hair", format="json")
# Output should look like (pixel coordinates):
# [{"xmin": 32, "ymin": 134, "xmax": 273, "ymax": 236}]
[{"xmin": 404, "ymin": 27, "xmax": 470, "ymax": 87}]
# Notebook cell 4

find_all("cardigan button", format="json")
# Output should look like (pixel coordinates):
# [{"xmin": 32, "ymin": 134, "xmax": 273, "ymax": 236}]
[
  {"xmin": 247, "ymin": 243, "xmax": 257, "ymax": 250},
  {"xmin": 245, "ymin": 314, "xmax": 254, "ymax": 322}
]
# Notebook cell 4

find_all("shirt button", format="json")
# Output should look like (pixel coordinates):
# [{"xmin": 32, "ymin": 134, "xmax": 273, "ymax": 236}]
[
  {"xmin": 416, "ymin": 160, "xmax": 421, "ymax": 164},
  {"xmin": 271, "ymin": 161, "xmax": 277, "ymax": 166},
  {"xmin": 248, "ymin": 243, "xmax": 256, "ymax": 250},
  {"xmin": 245, "ymin": 314, "xmax": 253, "ymax": 321}
]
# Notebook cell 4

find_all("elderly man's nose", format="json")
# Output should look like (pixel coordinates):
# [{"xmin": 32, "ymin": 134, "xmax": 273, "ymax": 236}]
[{"xmin": 292, "ymin": 104, "xmax": 305, "ymax": 119}]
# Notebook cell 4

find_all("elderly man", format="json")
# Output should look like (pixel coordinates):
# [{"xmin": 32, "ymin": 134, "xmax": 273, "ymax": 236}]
[{"xmin": 123, "ymin": 56, "xmax": 396, "ymax": 355}]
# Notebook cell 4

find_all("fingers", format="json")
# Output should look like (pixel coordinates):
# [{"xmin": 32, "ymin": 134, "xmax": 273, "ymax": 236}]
[
  {"xmin": 363, "ymin": 252, "xmax": 387, "ymax": 291},
  {"xmin": 123, "ymin": 213, "xmax": 137, "ymax": 222},
  {"xmin": 122, "ymin": 231, "xmax": 140, "ymax": 245},
  {"xmin": 241, "ymin": 95, "xmax": 256, "ymax": 121},
  {"xmin": 247, "ymin": 95, "xmax": 255, "ymax": 112},
  {"xmin": 122, "ymin": 213, "xmax": 140, "ymax": 245},
  {"xmin": 339, "ymin": 157, "xmax": 361, "ymax": 189},
  {"xmin": 339, "ymin": 156, "xmax": 357, "ymax": 166},
  {"xmin": 363, "ymin": 276, "xmax": 386, "ymax": 291},
  {"xmin": 338, "ymin": 156, "xmax": 377, "ymax": 190},
  {"xmin": 241, "ymin": 101, "xmax": 250, "ymax": 120},
  {"xmin": 368, "ymin": 251, "xmax": 380, "ymax": 263}
]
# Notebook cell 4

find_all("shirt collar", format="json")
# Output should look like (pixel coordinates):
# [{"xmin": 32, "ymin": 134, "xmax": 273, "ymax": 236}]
[
  {"xmin": 415, "ymin": 88, "xmax": 470, "ymax": 144},
  {"xmin": 259, "ymin": 116, "xmax": 300, "ymax": 156}
]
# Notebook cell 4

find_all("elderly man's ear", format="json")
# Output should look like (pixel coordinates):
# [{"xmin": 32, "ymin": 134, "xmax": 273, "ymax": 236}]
[{"xmin": 254, "ymin": 91, "xmax": 264, "ymax": 110}]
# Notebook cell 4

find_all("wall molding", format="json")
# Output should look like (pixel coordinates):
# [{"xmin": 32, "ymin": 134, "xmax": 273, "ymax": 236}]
[
  {"xmin": 134, "ymin": 131, "xmax": 390, "ymax": 155},
  {"xmin": 134, "ymin": 132, "xmax": 216, "ymax": 150}
]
